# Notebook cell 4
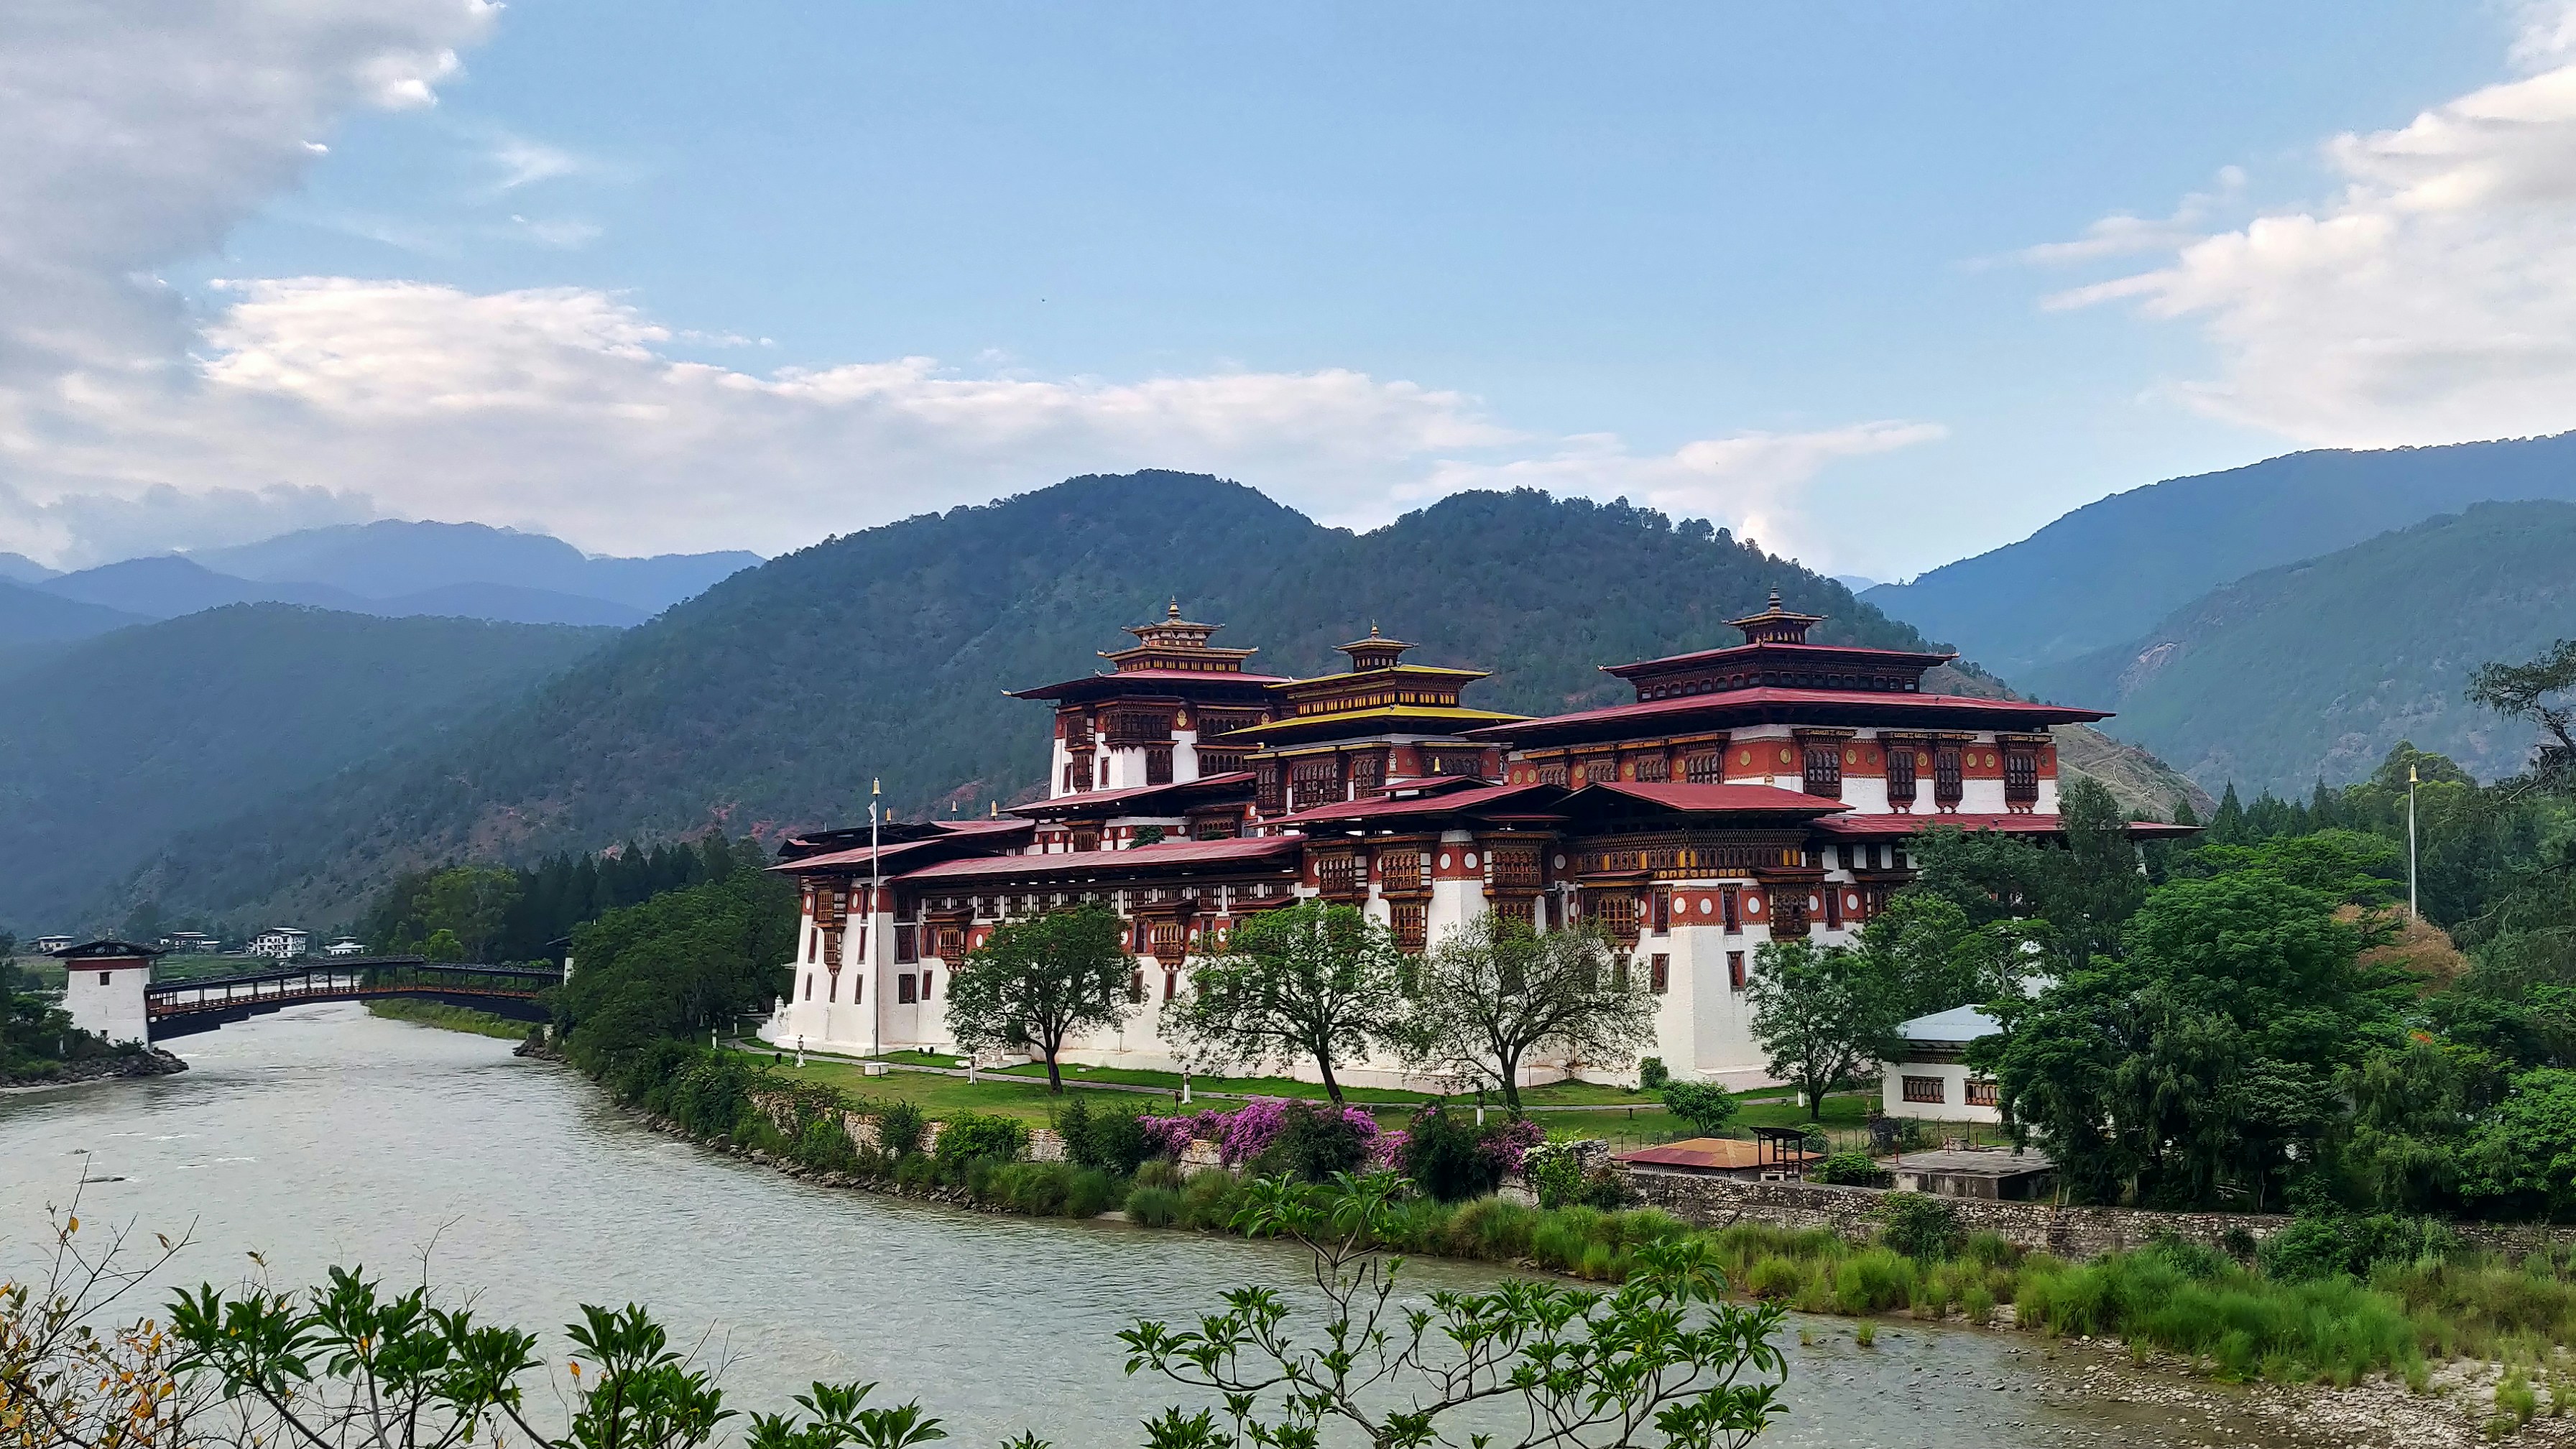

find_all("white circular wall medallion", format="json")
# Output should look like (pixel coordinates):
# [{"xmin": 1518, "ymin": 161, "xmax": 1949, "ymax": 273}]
[
  {"xmin": 1553, "ymin": 854, "xmax": 1566, "ymax": 869},
  {"xmin": 1747, "ymin": 895, "xmax": 1764, "ymax": 915},
  {"xmin": 1438, "ymin": 852, "xmax": 1452, "ymax": 869},
  {"xmin": 1463, "ymin": 852, "xmax": 1478, "ymax": 869}
]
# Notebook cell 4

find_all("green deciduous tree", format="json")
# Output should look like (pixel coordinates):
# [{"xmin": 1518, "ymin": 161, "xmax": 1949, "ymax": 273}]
[
  {"xmin": 555, "ymin": 868, "xmax": 798, "ymax": 1072},
  {"xmin": 1397, "ymin": 914, "xmax": 1656, "ymax": 1111},
  {"xmin": 1742, "ymin": 938, "xmax": 1902, "ymax": 1120},
  {"xmin": 1158, "ymin": 901, "xmax": 1405, "ymax": 1104},
  {"xmin": 946, "ymin": 904, "xmax": 1132, "ymax": 1093},
  {"xmin": 1659, "ymin": 1078, "xmax": 1740, "ymax": 1136}
]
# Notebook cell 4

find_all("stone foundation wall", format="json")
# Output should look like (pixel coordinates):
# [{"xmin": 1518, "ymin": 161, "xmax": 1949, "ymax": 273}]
[{"xmin": 1620, "ymin": 1167, "xmax": 2296, "ymax": 1260}]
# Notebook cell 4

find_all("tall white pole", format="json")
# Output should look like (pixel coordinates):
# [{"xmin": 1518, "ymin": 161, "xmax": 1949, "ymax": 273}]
[
  {"xmin": 869, "ymin": 777, "xmax": 884, "ymax": 1059},
  {"xmin": 2407, "ymin": 762, "xmax": 2419, "ymax": 921}
]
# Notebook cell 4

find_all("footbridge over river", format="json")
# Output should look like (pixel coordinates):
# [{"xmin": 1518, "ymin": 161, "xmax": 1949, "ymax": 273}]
[{"xmin": 50, "ymin": 940, "xmax": 560, "ymax": 1045}]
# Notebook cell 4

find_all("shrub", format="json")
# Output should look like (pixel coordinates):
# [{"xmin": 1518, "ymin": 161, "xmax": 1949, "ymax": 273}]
[
  {"xmin": 1063, "ymin": 1167, "xmax": 1120, "ymax": 1218},
  {"xmin": 1877, "ymin": 1193, "xmax": 1961, "ymax": 1260},
  {"xmin": 1813, "ymin": 1150, "xmax": 1889, "ymax": 1188},
  {"xmin": 794, "ymin": 1114, "xmax": 860, "ymax": 1175},
  {"xmin": 892, "ymin": 1152, "xmax": 938, "ymax": 1190},
  {"xmin": 1526, "ymin": 1144, "xmax": 1586, "ymax": 1209},
  {"xmin": 935, "ymin": 1111, "xmax": 1030, "ymax": 1169},
  {"xmin": 1178, "ymin": 1169, "xmax": 1247, "ymax": 1230},
  {"xmin": 1576, "ymin": 1165, "xmax": 1635, "ymax": 1210},
  {"xmin": 1125, "ymin": 1184, "xmax": 1183, "ymax": 1227},
  {"xmin": 1132, "ymin": 1157, "xmax": 1189, "ymax": 1193},
  {"xmin": 1659, "ymin": 1080, "xmax": 1739, "ymax": 1136},
  {"xmin": 1400, "ymin": 1106, "xmax": 1543, "ymax": 1202},
  {"xmin": 1056, "ymin": 1093, "xmax": 1162, "ymax": 1175},
  {"xmin": 1258, "ymin": 1100, "xmax": 1377, "ymax": 1182},
  {"xmin": 1834, "ymin": 1249, "xmax": 1917, "ymax": 1314},
  {"xmin": 875, "ymin": 1100, "xmax": 928, "ymax": 1159},
  {"xmin": 1442, "ymin": 1198, "xmax": 1538, "ymax": 1261},
  {"xmin": 1745, "ymin": 1255, "xmax": 1806, "ymax": 1300},
  {"xmin": 2261, "ymin": 1211, "xmax": 2456, "ymax": 1282},
  {"xmin": 1638, "ymin": 1056, "xmax": 1670, "ymax": 1091}
]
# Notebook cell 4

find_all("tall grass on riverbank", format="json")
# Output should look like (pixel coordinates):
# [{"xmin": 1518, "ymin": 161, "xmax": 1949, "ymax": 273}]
[
  {"xmin": 600, "ymin": 1039, "xmax": 2576, "ymax": 1389},
  {"xmin": 364, "ymin": 999, "xmax": 529, "ymax": 1040}
]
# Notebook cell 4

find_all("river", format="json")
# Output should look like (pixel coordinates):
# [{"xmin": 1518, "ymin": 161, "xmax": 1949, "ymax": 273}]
[{"xmin": 1, "ymin": 1006, "xmax": 2321, "ymax": 1448}]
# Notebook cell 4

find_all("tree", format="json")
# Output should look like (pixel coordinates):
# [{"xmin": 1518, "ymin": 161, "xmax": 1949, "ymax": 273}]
[
  {"xmin": 555, "ymin": 869, "xmax": 798, "ymax": 1071},
  {"xmin": 1660, "ymin": 1079, "xmax": 1740, "ymax": 1136},
  {"xmin": 1742, "ymin": 938, "xmax": 1901, "ymax": 1119},
  {"xmin": 2472, "ymin": 638, "xmax": 2576, "ymax": 794},
  {"xmin": 1159, "ymin": 901, "xmax": 1405, "ymax": 1103},
  {"xmin": 1397, "ymin": 914, "xmax": 1656, "ymax": 1111},
  {"xmin": 945, "ymin": 904, "xmax": 1132, "ymax": 1093},
  {"xmin": 1120, "ymin": 1173, "xmax": 1787, "ymax": 1448}
]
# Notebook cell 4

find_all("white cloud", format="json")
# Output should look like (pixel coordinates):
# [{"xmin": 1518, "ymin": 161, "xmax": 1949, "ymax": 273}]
[
  {"xmin": 2038, "ymin": 5, "xmax": 2576, "ymax": 445},
  {"xmin": 3, "ymin": 278, "xmax": 1942, "ymax": 566}
]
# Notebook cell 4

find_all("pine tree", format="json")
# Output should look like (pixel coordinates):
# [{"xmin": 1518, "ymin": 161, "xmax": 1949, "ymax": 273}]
[{"xmin": 2211, "ymin": 782, "xmax": 2247, "ymax": 846}]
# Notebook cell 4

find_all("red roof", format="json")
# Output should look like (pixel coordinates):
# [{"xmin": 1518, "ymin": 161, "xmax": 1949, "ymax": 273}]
[
  {"xmin": 1012, "ymin": 772, "xmax": 1253, "ymax": 818},
  {"xmin": 768, "ymin": 838, "xmax": 954, "ymax": 874},
  {"xmin": 894, "ymin": 834, "xmax": 1301, "ymax": 883},
  {"xmin": 1267, "ymin": 781, "xmax": 1562, "ymax": 827},
  {"xmin": 1464, "ymin": 687, "xmax": 2109, "ymax": 744},
  {"xmin": 1602, "ymin": 639, "xmax": 1956, "ymax": 679},
  {"xmin": 1561, "ymin": 781, "xmax": 1851, "ymax": 816}
]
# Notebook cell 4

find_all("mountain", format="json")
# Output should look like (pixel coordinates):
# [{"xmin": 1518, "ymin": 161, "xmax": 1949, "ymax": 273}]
[
  {"xmin": 2019, "ymin": 501, "xmax": 2576, "ymax": 795},
  {"xmin": 107, "ymin": 472, "xmax": 2200, "ymax": 930},
  {"xmin": 1863, "ymin": 432, "xmax": 2576, "ymax": 676},
  {"xmin": 364, "ymin": 584, "xmax": 645, "ymax": 628},
  {"xmin": 188, "ymin": 520, "xmax": 760, "ymax": 614},
  {"xmin": 40, "ymin": 555, "xmax": 369, "ymax": 616},
  {"xmin": 0, "ymin": 577, "xmax": 147, "ymax": 648},
  {"xmin": 0, "ymin": 552, "xmax": 59, "ymax": 585},
  {"xmin": 0, "ymin": 605, "xmax": 617, "ymax": 935}
]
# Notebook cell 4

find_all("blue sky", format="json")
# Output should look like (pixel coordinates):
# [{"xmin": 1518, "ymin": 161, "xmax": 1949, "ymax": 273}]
[{"xmin": 7, "ymin": 2, "xmax": 2570, "ymax": 575}]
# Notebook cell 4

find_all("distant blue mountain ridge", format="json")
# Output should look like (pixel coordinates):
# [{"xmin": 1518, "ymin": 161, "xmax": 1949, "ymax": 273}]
[{"xmin": 0, "ymin": 520, "xmax": 760, "ymax": 645}]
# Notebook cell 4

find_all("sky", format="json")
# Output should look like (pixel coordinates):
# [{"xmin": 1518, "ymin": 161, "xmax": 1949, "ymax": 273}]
[{"xmin": 5, "ymin": 1, "xmax": 2574, "ymax": 575}]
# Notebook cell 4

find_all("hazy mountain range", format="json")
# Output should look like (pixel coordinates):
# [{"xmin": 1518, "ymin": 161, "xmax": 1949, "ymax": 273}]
[
  {"xmin": 0, "ymin": 521, "xmax": 760, "ymax": 647},
  {"xmin": 21, "ymin": 473, "xmax": 2197, "ymax": 936}
]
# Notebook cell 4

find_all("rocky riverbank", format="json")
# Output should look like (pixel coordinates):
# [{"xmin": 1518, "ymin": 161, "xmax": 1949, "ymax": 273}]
[{"xmin": 1, "ymin": 1047, "xmax": 188, "ymax": 1091}]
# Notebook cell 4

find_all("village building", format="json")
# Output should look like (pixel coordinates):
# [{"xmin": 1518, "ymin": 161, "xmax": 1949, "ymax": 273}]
[
  {"xmin": 1880, "ymin": 1004, "xmax": 2007, "ymax": 1124},
  {"xmin": 760, "ymin": 596, "xmax": 2182, "ymax": 1089},
  {"xmin": 246, "ymin": 927, "xmax": 309, "ymax": 960}
]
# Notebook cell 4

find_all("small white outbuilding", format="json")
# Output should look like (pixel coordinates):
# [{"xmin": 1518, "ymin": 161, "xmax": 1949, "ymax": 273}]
[{"xmin": 1880, "ymin": 1004, "xmax": 2005, "ymax": 1124}]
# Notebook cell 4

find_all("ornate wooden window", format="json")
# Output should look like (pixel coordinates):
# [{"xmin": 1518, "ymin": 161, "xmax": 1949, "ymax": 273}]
[
  {"xmin": 1771, "ymin": 892, "xmax": 1810, "ymax": 939},
  {"xmin": 821, "ymin": 929, "xmax": 842, "ymax": 968},
  {"xmin": 1071, "ymin": 828, "xmax": 1100, "ymax": 853},
  {"xmin": 1199, "ymin": 709, "xmax": 1265, "ymax": 739},
  {"xmin": 1145, "ymin": 744, "xmax": 1175, "ymax": 785},
  {"xmin": 1255, "ymin": 762, "xmax": 1285, "ymax": 814},
  {"xmin": 1426, "ymin": 749, "xmax": 1487, "ymax": 777},
  {"xmin": 1823, "ymin": 884, "xmax": 1842, "ymax": 930},
  {"xmin": 1727, "ymin": 950, "xmax": 1746, "ymax": 992},
  {"xmin": 1588, "ymin": 891, "xmax": 1640, "ymax": 945},
  {"xmin": 895, "ymin": 924, "xmax": 918, "ymax": 963},
  {"xmin": 1967, "ymin": 1079, "xmax": 2002, "ymax": 1107},
  {"xmin": 1390, "ymin": 900, "xmax": 1427, "ymax": 953},
  {"xmin": 1197, "ymin": 750, "xmax": 1247, "ymax": 776},
  {"xmin": 1650, "ymin": 886, "xmax": 1671, "ymax": 934},
  {"xmin": 1192, "ymin": 814, "xmax": 1238, "ymax": 841},
  {"xmin": 1351, "ymin": 751, "xmax": 1386, "ymax": 796},
  {"xmin": 1802, "ymin": 744, "xmax": 1843, "ymax": 800},
  {"xmin": 935, "ymin": 925, "xmax": 965, "ymax": 960},
  {"xmin": 1683, "ymin": 752, "xmax": 1724, "ymax": 784},
  {"xmin": 1106, "ymin": 709, "xmax": 1173, "ymax": 744},
  {"xmin": 1148, "ymin": 920, "xmax": 1188, "ymax": 965},
  {"xmin": 1722, "ymin": 887, "xmax": 1740, "ymax": 932},
  {"xmin": 1885, "ymin": 745, "xmax": 1918, "ymax": 808},
  {"xmin": 1632, "ymin": 753, "xmax": 1671, "ymax": 783},
  {"xmin": 2003, "ymin": 746, "xmax": 2040, "ymax": 810},
  {"xmin": 1491, "ymin": 897, "xmax": 1536, "ymax": 928},
  {"xmin": 1291, "ymin": 756, "xmax": 1342, "ymax": 810},
  {"xmin": 812, "ymin": 885, "xmax": 847, "ymax": 926},
  {"xmin": 1933, "ymin": 745, "xmax": 1964, "ymax": 808},
  {"xmin": 1378, "ymin": 848, "xmax": 1423, "ymax": 895},
  {"xmin": 1535, "ymin": 761, "xmax": 1569, "ymax": 787},
  {"xmin": 920, "ymin": 968, "xmax": 934, "ymax": 1000},
  {"xmin": 1903, "ymin": 1076, "xmax": 1947, "ymax": 1104},
  {"xmin": 1650, "ymin": 953, "xmax": 1670, "ymax": 994},
  {"xmin": 1488, "ymin": 844, "xmax": 1542, "ymax": 893},
  {"xmin": 897, "ymin": 973, "xmax": 918, "ymax": 1004},
  {"xmin": 1315, "ymin": 851, "xmax": 1365, "ymax": 899}
]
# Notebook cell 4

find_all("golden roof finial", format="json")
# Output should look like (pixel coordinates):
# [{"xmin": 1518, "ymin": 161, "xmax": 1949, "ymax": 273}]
[{"xmin": 1168, "ymin": 598, "xmax": 1181, "ymax": 619}]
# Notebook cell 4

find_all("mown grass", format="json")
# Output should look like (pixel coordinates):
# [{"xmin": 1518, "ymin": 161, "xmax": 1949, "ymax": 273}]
[{"xmin": 366, "ymin": 999, "xmax": 530, "ymax": 1040}]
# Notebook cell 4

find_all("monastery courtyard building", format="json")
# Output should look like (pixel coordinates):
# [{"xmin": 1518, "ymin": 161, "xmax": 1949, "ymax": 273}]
[{"xmin": 760, "ymin": 597, "xmax": 2175, "ymax": 1090}]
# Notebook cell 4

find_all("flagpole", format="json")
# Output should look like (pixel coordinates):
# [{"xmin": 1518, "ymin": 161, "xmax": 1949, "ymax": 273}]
[
  {"xmin": 869, "ymin": 777, "xmax": 884, "ymax": 1059},
  {"xmin": 2407, "ymin": 761, "xmax": 2419, "ymax": 921}
]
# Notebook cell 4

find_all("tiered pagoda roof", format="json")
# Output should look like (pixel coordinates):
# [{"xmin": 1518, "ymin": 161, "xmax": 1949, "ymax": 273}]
[
  {"xmin": 1224, "ymin": 625, "xmax": 1523, "ymax": 746},
  {"xmin": 1007, "ymin": 601, "xmax": 1290, "ymax": 704}
]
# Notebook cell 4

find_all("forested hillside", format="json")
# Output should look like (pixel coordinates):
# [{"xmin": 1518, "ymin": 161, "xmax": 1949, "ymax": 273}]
[
  {"xmin": 1864, "ymin": 432, "xmax": 2576, "ymax": 675},
  {"xmin": 2021, "ymin": 502, "xmax": 2576, "ymax": 795},
  {"xmin": 0, "ymin": 606, "xmax": 615, "ymax": 934},
  {"xmin": 104, "ymin": 472, "xmax": 2194, "ymax": 930}
]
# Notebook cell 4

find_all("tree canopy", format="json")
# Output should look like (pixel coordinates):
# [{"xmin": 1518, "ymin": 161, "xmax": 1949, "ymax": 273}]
[
  {"xmin": 1397, "ymin": 914, "xmax": 1656, "ymax": 1111},
  {"xmin": 946, "ymin": 905, "xmax": 1135, "ymax": 1093},
  {"xmin": 1158, "ymin": 901, "xmax": 1406, "ymax": 1103}
]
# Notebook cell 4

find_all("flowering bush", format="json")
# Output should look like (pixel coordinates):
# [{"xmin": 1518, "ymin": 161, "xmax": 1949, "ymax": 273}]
[
  {"xmin": 1487, "ymin": 1116, "xmax": 1546, "ymax": 1175},
  {"xmin": 1137, "ymin": 1096, "xmax": 1380, "ymax": 1168}
]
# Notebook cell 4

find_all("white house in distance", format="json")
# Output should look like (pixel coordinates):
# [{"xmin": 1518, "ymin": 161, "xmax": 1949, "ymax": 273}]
[
  {"xmin": 246, "ymin": 927, "xmax": 310, "ymax": 960},
  {"xmin": 324, "ymin": 938, "xmax": 366, "ymax": 957},
  {"xmin": 30, "ymin": 935, "xmax": 73, "ymax": 955},
  {"xmin": 1880, "ymin": 1005, "xmax": 2005, "ymax": 1124}
]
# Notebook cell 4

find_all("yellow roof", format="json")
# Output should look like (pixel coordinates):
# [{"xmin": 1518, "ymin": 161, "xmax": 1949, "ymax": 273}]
[{"xmin": 1224, "ymin": 703, "xmax": 1525, "ymax": 741}]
